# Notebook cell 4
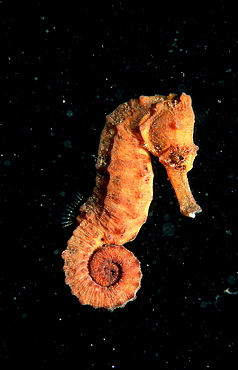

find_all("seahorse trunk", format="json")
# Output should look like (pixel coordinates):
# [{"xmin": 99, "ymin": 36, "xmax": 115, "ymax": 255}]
[{"xmin": 97, "ymin": 107, "xmax": 154, "ymax": 245}]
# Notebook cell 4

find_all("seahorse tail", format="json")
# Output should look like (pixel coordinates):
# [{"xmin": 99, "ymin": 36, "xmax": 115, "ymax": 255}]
[{"xmin": 62, "ymin": 233, "xmax": 142, "ymax": 311}]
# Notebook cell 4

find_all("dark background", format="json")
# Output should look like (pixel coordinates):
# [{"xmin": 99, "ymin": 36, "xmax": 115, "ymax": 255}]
[{"xmin": 1, "ymin": 2, "xmax": 238, "ymax": 368}]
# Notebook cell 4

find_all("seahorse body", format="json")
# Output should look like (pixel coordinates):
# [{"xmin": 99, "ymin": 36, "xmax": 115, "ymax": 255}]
[{"xmin": 62, "ymin": 93, "xmax": 201, "ymax": 311}]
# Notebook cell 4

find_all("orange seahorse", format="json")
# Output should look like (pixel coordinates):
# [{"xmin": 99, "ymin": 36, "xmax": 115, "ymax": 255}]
[{"xmin": 62, "ymin": 93, "xmax": 201, "ymax": 311}]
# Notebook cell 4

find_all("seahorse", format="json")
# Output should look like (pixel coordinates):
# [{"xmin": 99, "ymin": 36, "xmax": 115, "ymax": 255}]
[{"xmin": 62, "ymin": 93, "xmax": 201, "ymax": 311}]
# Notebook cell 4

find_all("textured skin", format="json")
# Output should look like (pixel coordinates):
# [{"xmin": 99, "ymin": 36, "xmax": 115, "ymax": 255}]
[{"xmin": 62, "ymin": 93, "xmax": 201, "ymax": 310}]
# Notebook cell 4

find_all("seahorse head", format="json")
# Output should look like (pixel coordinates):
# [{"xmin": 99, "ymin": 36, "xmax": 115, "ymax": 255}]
[
  {"xmin": 138, "ymin": 93, "xmax": 198, "ymax": 173},
  {"xmin": 138, "ymin": 92, "xmax": 201, "ymax": 217}
]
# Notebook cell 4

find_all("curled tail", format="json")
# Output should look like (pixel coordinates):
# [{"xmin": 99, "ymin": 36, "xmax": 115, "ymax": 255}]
[{"xmin": 62, "ymin": 241, "xmax": 142, "ymax": 311}]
